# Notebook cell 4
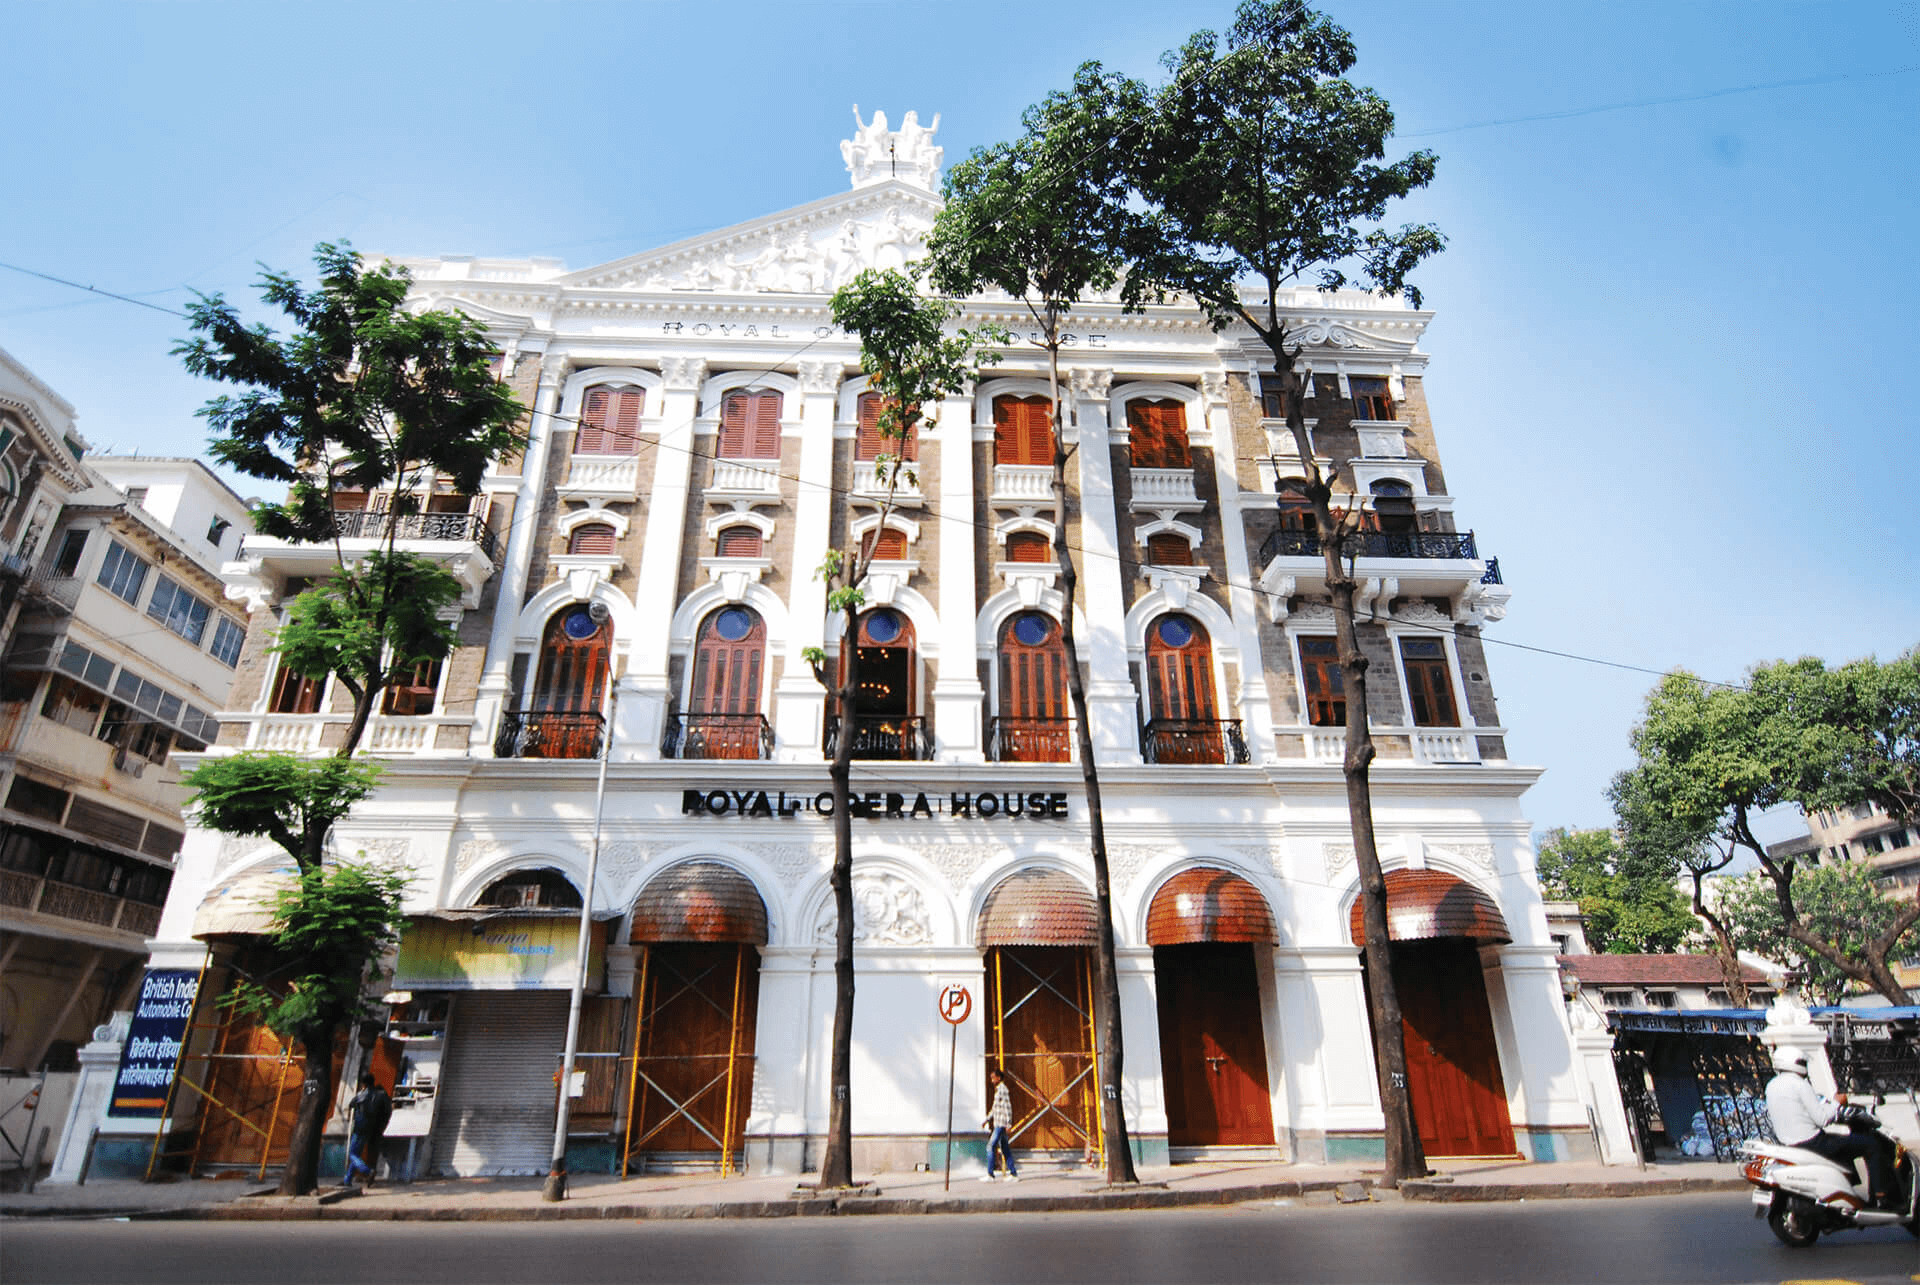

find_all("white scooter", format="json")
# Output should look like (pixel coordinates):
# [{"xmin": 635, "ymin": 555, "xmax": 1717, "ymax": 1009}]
[{"xmin": 1740, "ymin": 1102, "xmax": 1918, "ymax": 1247}]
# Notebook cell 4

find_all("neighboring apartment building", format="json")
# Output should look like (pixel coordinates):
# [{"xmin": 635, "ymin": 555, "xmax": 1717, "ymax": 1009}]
[
  {"xmin": 1768, "ymin": 805, "xmax": 1920, "ymax": 990},
  {"xmin": 1559, "ymin": 954, "xmax": 1775, "ymax": 1024},
  {"xmin": 141, "ymin": 114, "xmax": 1587, "ymax": 1180},
  {"xmin": 0, "ymin": 431, "xmax": 252, "ymax": 1072}
]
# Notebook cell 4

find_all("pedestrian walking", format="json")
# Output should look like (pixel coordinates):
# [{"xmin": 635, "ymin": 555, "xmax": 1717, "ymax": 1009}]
[
  {"xmin": 981, "ymin": 1068, "xmax": 1019, "ymax": 1182},
  {"xmin": 343, "ymin": 1072, "xmax": 392, "ymax": 1188}
]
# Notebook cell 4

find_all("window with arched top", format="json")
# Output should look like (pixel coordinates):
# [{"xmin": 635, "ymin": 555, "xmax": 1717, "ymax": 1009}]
[
  {"xmin": 996, "ymin": 611, "xmax": 1069, "ymax": 762},
  {"xmin": 691, "ymin": 608, "xmax": 765, "ymax": 716},
  {"xmin": 477, "ymin": 867, "xmax": 583, "ymax": 909},
  {"xmin": 716, "ymin": 526, "xmax": 763, "ymax": 558},
  {"xmin": 831, "ymin": 608, "xmax": 922, "ymax": 759},
  {"xmin": 1146, "ymin": 532, "xmax": 1194, "ymax": 566},
  {"xmin": 855, "ymin": 392, "xmax": 917, "ymax": 463},
  {"xmin": 577, "ymin": 387, "xmax": 645, "ymax": 454},
  {"xmin": 718, "ymin": 390, "xmax": 783, "ymax": 459},
  {"xmin": 515, "ymin": 605, "xmax": 610, "ymax": 757},
  {"xmin": 1127, "ymin": 398, "xmax": 1190, "ymax": 469},
  {"xmin": 859, "ymin": 527, "xmax": 907, "ymax": 562},
  {"xmin": 1144, "ymin": 614, "xmax": 1229, "ymax": 764},
  {"xmin": 993, "ymin": 394, "xmax": 1054, "ymax": 467},
  {"xmin": 568, "ymin": 523, "xmax": 616, "ymax": 556},
  {"xmin": 1006, "ymin": 531, "xmax": 1051, "ymax": 563},
  {"xmin": 1371, "ymin": 479, "xmax": 1416, "ymax": 534}
]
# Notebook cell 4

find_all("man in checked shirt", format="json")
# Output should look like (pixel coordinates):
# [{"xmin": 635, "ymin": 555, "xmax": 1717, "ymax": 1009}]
[{"xmin": 981, "ymin": 1067, "xmax": 1020, "ymax": 1182}]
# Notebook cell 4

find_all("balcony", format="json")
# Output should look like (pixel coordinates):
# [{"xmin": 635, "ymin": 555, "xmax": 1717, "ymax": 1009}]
[
  {"xmin": 1286, "ymin": 725, "xmax": 1491, "ymax": 765},
  {"xmin": 1260, "ymin": 528, "xmax": 1479, "ymax": 564},
  {"xmin": 1128, "ymin": 467, "xmax": 1201, "ymax": 513},
  {"xmin": 707, "ymin": 458, "xmax": 783, "ymax": 497},
  {"xmin": 20, "ymin": 570, "xmax": 82, "ymax": 613},
  {"xmin": 221, "ymin": 711, "xmax": 469, "ymax": 755},
  {"xmin": 564, "ymin": 451, "xmax": 645, "ymax": 502},
  {"xmin": 823, "ymin": 714, "xmax": 932, "ymax": 761},
  {"xmin": 1141, "ymin": 719, "xmax": 1250, "ymax": 766},
  {"xmin": 850, "ymin": 463, "xmax": 922, "ymax": 503},
  {"xmin": 228, "ymin": 509, "xmax": 500, "ymax": 610},
  {"xmin": 1, "ymin": 869, "xmax": 164, "ymax": 940},
  {"xmin": 990, "ymin": 464, "xmax": 1053, "ymax": 505},
  {"xmin": 494, "ymin": 709, "xmax": 604, "ymax": 760},
  {"xmin": 1256, "ymin": 526, "xmax": 1507, "ymax": 612},
  {"xmin": 986, "ymin": 716, "xmax": 1072, "ymax": 763},
  {"xmin": 661, "ymin": 712, "xmax": 773, "ymax": 760}
]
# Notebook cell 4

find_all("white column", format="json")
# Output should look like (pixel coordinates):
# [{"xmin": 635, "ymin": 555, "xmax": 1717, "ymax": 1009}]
[
  {"xmin": 1761, "ymin": 994, "xmax": 1838, "ymax": 1095},
  {"xmin": 1566, "ymin": 1004, "xmax": 1637, "ymax": 1164},
  {"xmin": 932, "ymin": 381, "xmax": 985, "ymax": 762},
  {"xmin": 1069, "ymin": 367, "xmax": 1141, "ymax": 765},
  {"xmin": 625, "ymin": 356, "xmax": 708, "ymax": 761},
  {"xmin": 1204, "ymin": 367, "xmax": 1277, "ymax": 765},
  {"xmin": 772, "ymin": 360, "xmax": 842, "ymax": 761},
  {"xmin": 47, "ymin": 1012, "xmax": 133, "ymax": 1185},
  {"xmin": 743, "ymin": 948, "xmax": 815, "ymax": 1174},
  {"xmin": 471, "ymin": 352, "xmax": 566, "ymax": 754}
]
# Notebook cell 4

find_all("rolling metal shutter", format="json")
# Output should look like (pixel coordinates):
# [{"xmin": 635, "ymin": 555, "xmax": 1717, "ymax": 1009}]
[{"xmin": 428, "ymin": 991, "xmax": 568, "ymax": 1176}]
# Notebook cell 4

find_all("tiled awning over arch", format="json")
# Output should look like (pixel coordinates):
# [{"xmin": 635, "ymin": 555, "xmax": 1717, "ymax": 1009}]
[
  {"xmin": 629, "ymin": 862, "xmax": 768, "ymax": 945},
  {"xmin": 192, "ymin": 866, "xmax": 300, "ymax": 940},
  {"xmin": 1348, "ymin": 869, "xmax": 1510, "ymax": 946},
  {"xmin": 1146, "ymin": 867, "xmax": 1276, "ymax": 946},
  {"xmin": 977, "ymin": 869, "xmax": 1099, "ymax": 946}
]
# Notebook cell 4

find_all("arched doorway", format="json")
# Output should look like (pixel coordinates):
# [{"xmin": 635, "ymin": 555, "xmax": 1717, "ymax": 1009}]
[
  {"xmin": 678, "ymin": 606, "xmax": 769, "ymax": 759},
  {"xmin": 830, "ymin": 607, "xmax": 924, "ymax": 759},
  {"xmin": 624, "ymin": 863, "xmax": 768, "ymax": 1175},
  {"xmin": 994, "ymin": 610, "xmax": 1069, "ymax": 762},
  {"xmin": 511, "ymin": 604, "xmax": 610, "ymax": 758},
  {"xmin": 976, "ymin": 870, "xmax": 1101, "ymax": 1162},
  {"xmin": 1349, "ymin": 870, "xmax": 1517, "ymax": 1158},
  {"xmin": 1143, "ymin": 614, "xmax": 1228, "ymax": 764},
  {"xmin": 1148, "ymin": 868, "xmax": 1277, "ymax": 1151}
]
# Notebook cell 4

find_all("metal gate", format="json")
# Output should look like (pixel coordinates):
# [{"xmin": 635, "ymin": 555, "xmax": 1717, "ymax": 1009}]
[
  {"xmin": 428, "ymin": 992, "xmax": 569, "ymax": 1176},
  {"xmin": 1609, "ymin": 1012, "xmax": 1775, "ymax": 1162},
  {"xmin": 1823, "ymin": 1013, "xmax": 1920, "ymax": 1097}
]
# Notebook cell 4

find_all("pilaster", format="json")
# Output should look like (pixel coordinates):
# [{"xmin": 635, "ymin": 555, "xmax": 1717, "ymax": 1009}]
[
  {"xmin": 1069, "ymin": 367, "xmax": 1140, "ymax": 764},
  {"xmin": 932, "ymin": 381, "xmax": 985, "ymax": 762},
  {"xmin": 772, "ymin": 360, "xmax": 842, "ymax": 761},
  {"xmin": 626, "ymin": 356, "xmax": 707, "ymax": 761},
  {"xmin": 1204, "ymin": 366, "xmax": 1277, "ymax": 764}
]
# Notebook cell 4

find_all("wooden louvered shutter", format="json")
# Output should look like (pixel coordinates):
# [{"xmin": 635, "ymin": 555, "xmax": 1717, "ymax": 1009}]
[
  {"xmin": 1129, "ymin": 399, "xmax": 1189, "ymax": 468},
  {"xmin": 607, "ymin": 389, "xmax": 643, "ymax": 451},
  {"xmin": 1006, "ymin": 532, "xmax": 1049, "ymax": 563},
  {"xmin": 717, "ymin": 526, "xmax": 762, "ymax": 557},
  {"xmin": 568, "ymin": 523, "xmax": 616, "ymax": 556},
  {"xmin": 719, "ymin": 394, "xmax": 745, "ymax": 457},
  {"xmin": 856, "ymin": 393, "xmax": 884, "ymax": 461},
  {"xmin": 749, "ymin": 392, "xmax": 781, "ymax": 459},
  {"xmin": 578, "ymin": 390, "xmax": 608, "ymax": 454},
  {"xmin": 1147, "ymin": 533, "xmax": 1193, "ymax": 565},
  {"xmin": 994, "ymin": 395, "xmax": 1052, "ymax": 467},
  {"xmin": 862, "ymin": 528, "xmax": 907, "ymax": 561}
]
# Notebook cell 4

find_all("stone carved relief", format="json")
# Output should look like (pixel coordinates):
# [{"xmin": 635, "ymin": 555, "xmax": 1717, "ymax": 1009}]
[
  {"xmin": 356, "ymin": 837, "xmax": 412, "ymax": 870},
  {"xmin": 1200, "ymin": 370, "xmax": 1230, "ymax": 401},
  {"xmin": 600, "ymin": 842, "xmax": 667, "ymax": 887},
  {"xmin": 454, "ymin": 840, "xmax": 509, "ymax": 876},
  {"xmin": 813, "ymin": 871, "xmax": 933, "ymax": 946},
  {"xmin": 842, "ymin": 106, "xmax": 943, "ymax": 191},
  {"xmin": 1291, "ymin": 602, "xmax": 1337, "ymax": 626},
  {"xmin": 1322, "ymin": 842, "xmax": 1356, "ymax": 880},
  {"xmin": 215, "ymin": 834, "xmax": 262, "ymax": 874},
  {"xmin": 612, "ymin": 204, "xmax": 935, "ymax": 298},
  {"xmin": 1430, "ymin": 842, "xmax": 1495, "ymax": 872},
  {"xmin": 742, "ymin": 841, "xmax": 834, "ymax": 890},
  {"xmin": 1107, "ymin": 844, "xmax": 1160, "ymax": 896},
  {"xmin": 1232, "ymin": 845, "xmax": 1290, "ymax": 880},
  {"xmin": 894, "ymin": 842, "xmax": 990, "ymax": 892},
  {"xmin": 659, "ymin": 356, "xmax": 708, "ymax": 391},
  {"xmin": 1394, "ymin": 600, "xmax": 1452, "ymax": 627},
  {"xmin": 797, "ymin": 360, "xmax": 844, "ymax": 394},
  {"xmin": 1068, "ymin": 367, "xmax": 1113, "ymax": 401}
]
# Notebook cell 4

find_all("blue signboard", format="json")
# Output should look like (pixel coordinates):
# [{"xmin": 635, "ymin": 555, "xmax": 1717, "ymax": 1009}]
[{"xmin": 106, "ymin": 969, "xmax": 200, "ymax": 1119}]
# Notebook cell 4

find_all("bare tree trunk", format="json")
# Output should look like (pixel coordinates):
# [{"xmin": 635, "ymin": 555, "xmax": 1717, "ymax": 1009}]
[
  {"xmin": 817, "ymin": 648, "xmax": 858, "ymax": 1189},
  {"xmin": 275, "ymin": 1017, "xmax": 337, "ymax": 1195},
  {"xmin": 1686, "ymin": 852, "xmax": 1749, "ymax": 1007},
  {"xmin": 1042, "ymin": 324, "xmax": 1137, "ymax": 1184},
  {"xmin": 1268, "ymin": 343, "xmax": 1426, "ymax": 1186}
]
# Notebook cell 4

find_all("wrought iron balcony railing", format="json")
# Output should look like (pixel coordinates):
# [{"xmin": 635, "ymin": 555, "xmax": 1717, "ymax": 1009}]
[
  {"xmin": 328, "ymin": 509, "xmax": 500, "ymax": 561},
  {"xmin": 985, "ymin": 716, "xmax": 1073, "ymax": 763},
  {"xmin": 823, "ymin": 714, "xmax": 933, "ymax": 761},
  {"xmin": 1480, "ymin": 556, "xmax": 1504, "ymax": 585},
  {"xmin": 1141, "ymin": 718, "xmax": 1251, "ymax": 766},
  {"xmin": 495, "ymin": 709, "xmax": 604, "ymax": 760},
  {"xmin": 1258, "ymin": 527, "xmax": 1480, "ymax": 566},
  {"xmin": 661, "ymin": 712, "xmax": 774, "ymax": 760}
]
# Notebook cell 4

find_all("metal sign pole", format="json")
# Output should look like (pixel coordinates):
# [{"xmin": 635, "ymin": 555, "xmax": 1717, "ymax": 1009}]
[
  {"xmin": 936, "ymin": 983, "xmax": 971, "ymax": 1192},
  {"xmin": 943, "ymin": 1019, "xmax": 957, "ymax": 1192}
]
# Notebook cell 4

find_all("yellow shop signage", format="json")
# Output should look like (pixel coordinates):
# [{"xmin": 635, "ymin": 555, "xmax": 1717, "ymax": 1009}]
[{"xmin": 393, "ymin": 914, "xmax": 605, "ymax": 991}]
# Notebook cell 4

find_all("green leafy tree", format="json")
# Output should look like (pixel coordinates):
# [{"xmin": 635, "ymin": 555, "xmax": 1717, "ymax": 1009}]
[
  {"xmin": 175, "ymin": 242, "xmax": 527, "ymax": 1193},
  {"xmin": 1613, "ymin": 651, "xmax": 1920, "ymax": 1004},
  {"xmin": 1138, "ymin": 0, "xmax": 1444, "ymax": 1185},
  {"xmin": 807, "ymin": 267, "xmax": 1000, "ymax": 1189},
  {"xmin": 928, "ymin": 66, "xmax": 1178, "ymax": 1186},
  {"xmin": 1535, "ymin": 827, "xmax": 1695, "ymax": 955},
  {"xmin": 1609, "ymin": 768, "xmax": 1751, "ymax": 1004},
  {"xmin": 1712, "ymin": 863, "xmax": 1917, "ymax": 1006}
]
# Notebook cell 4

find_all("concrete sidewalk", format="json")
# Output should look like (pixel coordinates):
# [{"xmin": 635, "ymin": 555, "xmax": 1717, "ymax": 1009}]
[{"xmin": 0, "ymin": 1157, "xmax": 1747, "ymax": 1222}]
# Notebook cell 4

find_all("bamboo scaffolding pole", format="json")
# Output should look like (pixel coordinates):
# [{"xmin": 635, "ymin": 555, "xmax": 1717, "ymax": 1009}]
[
  {"xmin": 719, "ymin": 944, "xmax": 745, "ymax": 1177},
  {"xmin": 620, "ymin": 945, "xmax": 650, "ymax": 1178},
  {"xmin": 257, "ymin": 1041, "xmax": 295, "ymax": 1181}
]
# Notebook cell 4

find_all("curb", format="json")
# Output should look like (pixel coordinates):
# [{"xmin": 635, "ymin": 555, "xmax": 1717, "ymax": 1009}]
[{"xmin": 1398, "ymin": 1176, "xmax": 1749, "ymax": 1203}]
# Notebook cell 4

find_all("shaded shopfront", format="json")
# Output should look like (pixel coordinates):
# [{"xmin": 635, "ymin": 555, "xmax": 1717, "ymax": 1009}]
[{"xmin": 1351, "ymin": 870, "xmax": 1516, "ymax": 1158}]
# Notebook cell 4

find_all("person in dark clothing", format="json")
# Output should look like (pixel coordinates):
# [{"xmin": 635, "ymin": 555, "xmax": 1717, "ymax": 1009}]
[{"xmin": 343, "ymin": 1072, "xmax": 392, "ymax": 1188}]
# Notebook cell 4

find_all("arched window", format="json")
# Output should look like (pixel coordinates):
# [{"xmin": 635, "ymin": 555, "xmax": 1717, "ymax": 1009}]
[
  {"xmin": 476, "ymin": 867, "xmax": 582, "ymax": 909},
  {"xmin": 716, "ymin": 526, "xmax": 763, "ymax": 558},
  {"xmin": 855, "ymin": 391, "xmax": 917, "ymax": 462},
  {"xmin": 1350, "ymin": 375, "xmax": 1395, "ymax": 422},
  {"xmin": 833, "ymin": 608, "xmax": 921, "ymax": 759},
  {"xmin": 1144, "ymin": 614, "xmax": 1226, "ymax": 764},
  {"xmin": 993, "ymin": 394, "xmax": 1054, "ymax": 467},
  {"xmin": 514, "ymin": 605, "xmax": 610, "ymax": 757},
  {"xmin": 568, "ymin": 523, "xmax": 616, "ymax": 556},
  {"xmin": 1146, "ymin": 532, "xmax": 1194, "ymax": 566},
  {"xmin": 1127, "ymin": 398, "xmax": 1190, "ymax": 469},
  {"xmin": 1371, "ymin": 479, "xmax": 1417, "ymax": 535},
  {"xmin": 859, "ymin": 527, "xmax": 907, "ymax": 561},
  {"xmin": 1276, "ymin": 479, "xmax": 1316, "ymax": 534},
  {"xmin": 1005, "ymin": 531, "xmax": 1051, "ymax": 563},
  {"xmin": 996, "ymin": 611, "xmax": 1069, "ymax": 762},
  {"xmin": 718, "ymin": 390, "xmax": 783, "ymax": 459},
  {"xmin": 681, "ymin": 606, "xmax": 767, "ymax": 759},
  {"xmin": 577, "ymin": 387, "xmax": 645, "ymax": 454}
]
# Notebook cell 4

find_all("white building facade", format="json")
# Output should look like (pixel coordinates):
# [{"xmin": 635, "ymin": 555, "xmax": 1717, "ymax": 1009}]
[{"xmin": 140, "ymin": 115, "xmax": 1587, "ymax": 1179}]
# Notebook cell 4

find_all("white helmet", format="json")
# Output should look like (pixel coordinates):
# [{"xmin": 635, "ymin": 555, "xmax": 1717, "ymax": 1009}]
[{"xmin": 1771, "ymin": 1046, "xmax": 1809, "ymax": 1075}]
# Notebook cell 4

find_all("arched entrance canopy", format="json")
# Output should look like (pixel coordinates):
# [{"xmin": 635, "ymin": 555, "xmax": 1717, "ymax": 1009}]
[
  {"xmin": 630, "ymin": 862, "xmax": 768, "ymax": 945},
  {"xmin": 1348, "ymin": 870, "xmax": 1510, "ymax": 947},
  {"xmin": 1146, "ymin": 868, "xmax": 1275, "ymax": 946},
  {"xmin": 977, "ymin": 869, "xmax": 1098, "ymax": 946}
]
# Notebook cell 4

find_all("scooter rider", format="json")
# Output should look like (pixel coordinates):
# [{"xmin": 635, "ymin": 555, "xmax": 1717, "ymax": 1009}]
[{"xmin": 1764, "ymin": 1046, "xmax": 1897, "ymax": 1209}]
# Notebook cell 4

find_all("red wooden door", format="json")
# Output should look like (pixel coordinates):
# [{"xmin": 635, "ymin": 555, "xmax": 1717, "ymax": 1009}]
[
  {"xmin": 1389, "ymin": 939, "xmax": 1516, "ymax": 1157},
  {"xmin": 1154, "ymin": 944, "xmax": 1275, "ymax": 1147},
  {"xmin": 688, "ymin": 607, "xmax": 765, "ymax": 758},
  {"xmin": 998, "ymin": 611, "xmax": 1069, "ymax": 762}
]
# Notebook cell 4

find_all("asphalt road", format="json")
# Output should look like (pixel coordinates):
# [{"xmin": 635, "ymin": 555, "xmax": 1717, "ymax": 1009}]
[{"xmin": 4, "ymin": 1192, "xmax": 1915, "ymax": 1285}]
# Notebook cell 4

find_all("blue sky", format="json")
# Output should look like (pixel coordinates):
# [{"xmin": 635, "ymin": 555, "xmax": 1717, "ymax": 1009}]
[{"xmin": 3, "ymin": 0, "xmax": 1915, "ymax": 837}]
